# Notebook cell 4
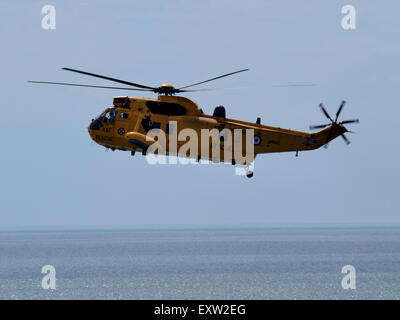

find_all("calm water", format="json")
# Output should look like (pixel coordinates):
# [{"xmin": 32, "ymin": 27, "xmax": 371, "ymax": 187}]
[{"xmin": 0, "ymin": 227, "xmax": 399, "ymax": 299}]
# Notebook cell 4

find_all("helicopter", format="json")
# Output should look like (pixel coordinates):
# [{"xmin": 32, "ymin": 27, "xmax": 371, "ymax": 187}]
[{"xmin": 28, "ymin": 68, "xmax": 359, "ymax": 178}]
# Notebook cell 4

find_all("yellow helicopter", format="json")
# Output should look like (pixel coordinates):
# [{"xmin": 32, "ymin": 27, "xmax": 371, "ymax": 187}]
[{"xmin": 29, "ymin": 68, "xmax": 359, "ymax": 178}]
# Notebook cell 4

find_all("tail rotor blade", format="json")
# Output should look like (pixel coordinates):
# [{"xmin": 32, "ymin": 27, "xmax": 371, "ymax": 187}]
[
  {"xmin": 341, "ymin": 133, "xmax": 351, "ymax": 145},
  {"xmin": 341, "ymin": 119, "xmax": 359, "ymax": 124},
  {"xmin": 309, "ymin": 123, "xmax": 331, "ymax": 130},
  {"xmin": 319, "ymin": 103, "xmax": 334, "ymax": 122},
  {"xmin": 335, "ymin": 100, "xmax": 346, "ymax": 121}
]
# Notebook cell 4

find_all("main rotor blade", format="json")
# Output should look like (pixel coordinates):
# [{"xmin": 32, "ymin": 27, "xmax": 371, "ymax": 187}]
[
  {"xmin": 309, "ymin": 123, "xmax": 331, "ymax": 130},
  {"xmin": 28, "ymin": 81, "xmax": 153, "ymax": 91},
  {"xmin": 62, "ymin": 67, "xmax": 155, "ymax": 90},
  {"xmin": 335, "ymin": 100, "xmax": 346, "ymax": 121},
  {"xmin": 319, "ymin": 103, "xmax": 334, "ymax": 122},
  {"xmin": 341, "ymin": 119, "xmax": 359, "ymax": 124},
  {"xmin": 180, "ymin": 87, "xmax": 246, "ymax": 92},
  {"xmin": 341, "ymin": 133, "xmax": 351, "ymax": 145},
  {"xmin": 272, "ymin": 84, "xmax": 315, "ymax": 87},
  {"xmin": 178, "ymin": 69, "xmax": 249, "ymax": 90},
  {"xmin": 180, "ymin": 85, "xmax": 306, "ymax": 92},
  {"xmin": 179, "ymin": 88, "xmax": 225, "ymax": 92}
]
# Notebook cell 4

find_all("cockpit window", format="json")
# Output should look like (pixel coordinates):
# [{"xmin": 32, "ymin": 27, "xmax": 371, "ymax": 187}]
[
  {"xmin": 94, "ymin": 112, "xmax": 105, "ymax": 121},
  {"xmin": 103, "ymin": 111, "xmax": 116, "ymax": 124},
  {"xmin": 90, "ymin": 112, "xmax": 106, "ymax": 130}
]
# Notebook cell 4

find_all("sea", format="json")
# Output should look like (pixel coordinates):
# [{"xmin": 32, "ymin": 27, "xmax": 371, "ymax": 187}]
[{"xmin": 0, "ymin": 226, "xmax": 399, "ymax": 299}]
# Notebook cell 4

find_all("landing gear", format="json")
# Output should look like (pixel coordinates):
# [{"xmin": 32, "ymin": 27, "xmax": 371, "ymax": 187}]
[
  {"xmin": 131, "ymin": 150, "xmax": 135, "ymax": 156},
  {"xmin": 246, "ymin": 171, "xmax": 254, "ymax": 178},
  {"xmin": 245, "ymin": 163, "xmax": 254, "ymax": 178}
]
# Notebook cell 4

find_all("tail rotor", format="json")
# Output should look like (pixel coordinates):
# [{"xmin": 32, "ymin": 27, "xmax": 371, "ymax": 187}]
[{"xmin": 309, "ymin": 100, "xmax": 359, "ymax": 148}]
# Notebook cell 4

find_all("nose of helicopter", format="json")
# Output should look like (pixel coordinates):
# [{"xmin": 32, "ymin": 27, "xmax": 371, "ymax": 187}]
[
  {"xmin": 88, "ymin": 122, "xmax": 94, "ymax": 140},
  {"xmin": 89, "ymin": 117, "xmax": 102, "ymax": 130},
  {"xmin": 88, "ymin": 118, "xmax": 100, "ymax": 141}
]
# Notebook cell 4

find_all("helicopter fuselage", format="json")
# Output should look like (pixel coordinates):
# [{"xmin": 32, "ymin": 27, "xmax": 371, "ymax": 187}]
[{"xmin": 88, "ymin": 95, "xmax": 347, "ymax": 164}]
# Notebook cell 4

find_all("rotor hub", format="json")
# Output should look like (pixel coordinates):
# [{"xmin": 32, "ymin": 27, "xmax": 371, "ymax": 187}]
[
  {"xmin": 155, "ymin": 83, "xmax": 179, "ymax": 95},
  {"xmin": 309, "ymin": 100, "xmax": 359, "ymax": 147}
]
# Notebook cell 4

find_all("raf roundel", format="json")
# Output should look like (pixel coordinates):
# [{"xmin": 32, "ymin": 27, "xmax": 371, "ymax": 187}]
[
  {"xmin": 118, "ymin": 127, "xmax": 125, "ymax": 135},
  {"xmin": 251, "ymin": 135, "xmax": 261, "ymax": 146}
]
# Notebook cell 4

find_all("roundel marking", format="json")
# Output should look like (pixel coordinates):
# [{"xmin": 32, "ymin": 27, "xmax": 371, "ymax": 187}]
[
  {"xmin": 252, "ymin": 135, "xmax": 261, "ymax": 146},
  {"xmin": 118, "ymin": 127, "xmax": 125, "ymax": 135}
]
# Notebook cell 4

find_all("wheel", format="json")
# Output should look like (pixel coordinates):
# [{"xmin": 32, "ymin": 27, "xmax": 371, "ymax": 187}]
[
  {"xmin": 131, "ymin": 150, "xmax": 135, "ymax": 156},
  {"xmin": 246, "ymin": 171, "xmax": 254, "ymax": 178}
]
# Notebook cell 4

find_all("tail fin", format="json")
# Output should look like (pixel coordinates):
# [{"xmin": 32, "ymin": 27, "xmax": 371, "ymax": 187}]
[{"xmin": 312, "ymin": 124, "xmax": 347, "ymax": 148}]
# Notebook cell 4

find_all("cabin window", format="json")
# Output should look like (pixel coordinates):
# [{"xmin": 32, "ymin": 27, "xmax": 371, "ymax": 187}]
[
  {"xmin": 151, "ymin": 122, "xmax": 161, "ymax": 130},
  {"xmin": 119, "ymin": 112, "xmax": 129, "ymax": 119},
  {"xmin": 145, "ymin": 101, "xmax": 187, "ymax": 116}
]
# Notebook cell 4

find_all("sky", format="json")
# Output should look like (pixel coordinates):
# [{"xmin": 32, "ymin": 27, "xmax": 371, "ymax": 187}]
[{"xmin": 0, "ymin": 0, "xmax": 399, "ymax": 228}]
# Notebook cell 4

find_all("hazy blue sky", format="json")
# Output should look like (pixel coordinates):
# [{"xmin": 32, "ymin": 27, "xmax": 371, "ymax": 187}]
[{"xmin": 1, "ymin": 1, "xmax": 399, "ymax": 228}]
